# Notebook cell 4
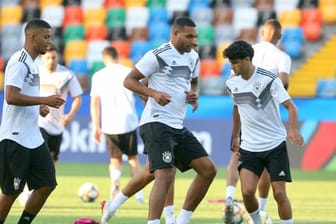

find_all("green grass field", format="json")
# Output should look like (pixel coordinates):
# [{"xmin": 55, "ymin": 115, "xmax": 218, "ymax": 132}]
[{"xmin": 5, "ymin": 163, "xmax": 336, "ymax": 224}]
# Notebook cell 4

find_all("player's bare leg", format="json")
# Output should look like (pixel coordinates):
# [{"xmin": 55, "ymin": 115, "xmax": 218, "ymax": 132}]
[
  {"xmin": 127, "ymin": 155, "xmax": 144, "ymax": 203},
  {"xmin": 0, "ymin": 193, "xmax": 18, "ymax": 221},
  {"xmin": 109, "ymin": 157, "xmax": 122, "ymax": 199},
  {"xmin": 176, "ymin": 157, "xmax": 216, "ymax": 224},
  {"xmin": 24, "ymin": 186, "xmax": 55, "ymax": 214},
  {"xmin": 271, "ymin": 181, "xmax": 293, "ymax": 221},
  {"xmin": 258, "ymin": 169, "xmax": 271, "ymax": 211},
  {"xmin": 224, "ymin": 152, "xmax": 240, "ymax": 224}
]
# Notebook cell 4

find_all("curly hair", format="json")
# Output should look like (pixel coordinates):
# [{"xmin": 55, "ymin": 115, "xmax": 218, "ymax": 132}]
[{"xmin": 223, "ymin": 40, "xmax": 254, "ymax": 60}]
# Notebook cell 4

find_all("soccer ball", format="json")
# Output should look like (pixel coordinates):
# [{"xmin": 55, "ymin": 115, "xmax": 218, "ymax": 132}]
[
  {"xmin": 246, "ymin": 210, "xmax": 273, "ymax": 224},
  {"xmin": 77, "ymin": 182, "xmax": 99, "ymax": 202},
  {"xmin": 232, "ymin": 202, "xmax": 246, "ymax": 224}
]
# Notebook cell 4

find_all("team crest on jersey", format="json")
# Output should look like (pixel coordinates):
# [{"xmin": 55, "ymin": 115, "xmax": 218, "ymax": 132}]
[
  {"xmin": 188, "ymin": 57, "xmax": 194, "ymax": 66},
  {"xmin": 162, "ymin": 151, "xmax": 172, "ymax": 163},
  {"xmin": 253, "ymin": 81, "xmax": 262, "ymax": 93}
]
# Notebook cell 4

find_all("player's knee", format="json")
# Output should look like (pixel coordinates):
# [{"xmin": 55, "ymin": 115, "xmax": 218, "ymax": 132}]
[
  {"xmin": 37, "ymin": 185, "xmax": 56, "ymax": 196},
  {"xmin": 201, "ymin": 162, "xmax": 217, "ymax": 181},
  {"xmin": 272, "ymin": 188, "xmax": 287, "ymax": 203}
]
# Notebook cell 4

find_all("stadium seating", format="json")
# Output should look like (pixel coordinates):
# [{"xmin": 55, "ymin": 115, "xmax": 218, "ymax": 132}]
[
  {"xmin": 68, "ymin": 59, "xmax": 89, "ymax": 76},
  {"xmin": 86, "ymin": 40, "xmax": 110, "ymax": 66},
  {"xmin": 318, "ymin": 0, "xmax": 336, "ymax": 24},
  {"xmin": 106, "ymin": 7, "xmax": 126, "ymax": 28},
  {"xmin": 280, "ymin": 27, "xmax": 305, "ymax": 58},
  {"xmin": 81, "ymin": 0, "xmax": 105, "ymax": 10},
  {"xmin": 22, "ymin": 6, "xmax": 41, "ymax": 23},
  {"xmin": 39, "ymin": 0, "xmax": 63, "ymax": 8},
  {"xmin": 63, "ymin": 40, "xmax": 87, "ymax": 65},
  {"xmin": 111, "ymin": 40, "xmax": 131, "ymax": 58},
  {"xmin": 0, "ymin": 5, "xmax": 23, "ymax": 28},
  {"xmin": 83, "ymin": 7, "xmax": 107, "ymax": 28},
  {"xmin": 200, "ymin": 59, "xmax": 221, "ymax": 77},
  {"xmin": 63, "ymin": 24, "xmax": 85, "ymax": 43},
  {"xmin": 62, "ymin": 5, "xmax": 83, "ymax": 27},
  {"xmin": 85, "ymin": 25, "xmax": 108, "ymax": 41},
  {"xmin": 1, "ymin": 0, "xmax": 336, "ymax": 96},
  {"xmin": 147, "ymin": 0, "xmax": 166, "ymax": 8},
  {"xmin": 301, "ymin": 8, "xmax": 323, "ymax": 41}
]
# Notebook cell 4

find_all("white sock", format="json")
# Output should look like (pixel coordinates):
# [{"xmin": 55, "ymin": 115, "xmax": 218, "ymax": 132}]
[
  {"xmin": 176, "ymin": 209, "xmax": 192, "ymax": 224},
  {"xmin": 258, "ymin": 197, "xmax": 268, "ymax": 211},
  {"xmin": 164, "ymin": 205, "xmax": 175, "ymax": 223},
  {"xmin": 225, "ymin": 185, "xmax": 236, "ymax": 199},
  {"xmin": 108, "ymin": 192, "xmax": 128, "ymax": 213},
  {"xmin": 110, "ymin": 169, "xmax": 121, "ymax": 182},
  {"xmin": 135, "ymin": 189, "xmax": 144, "ymax": 200},
  {"xmin": 280, "ymin": 219, "xmax": 294, "ymax": 224},
  {"xmin": 249, "ymin": 209, "xmax": 263, "ymax": 224},
  {"xmin": 148, "ymin": 219, "xmax": 160, "ymax": 224}
]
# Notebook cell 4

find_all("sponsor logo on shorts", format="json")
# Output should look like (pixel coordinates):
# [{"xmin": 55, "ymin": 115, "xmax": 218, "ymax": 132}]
[
  {"xmin": 13, "ymin": 177, "xmax": 22, "ymax": 190},
  {"xmin": 162, "ymin": 151, "xmax": 172, "ymax": 163},
  {"xmin": 278, "ymin": 170, "xmax": 286, "ymax": 176}
]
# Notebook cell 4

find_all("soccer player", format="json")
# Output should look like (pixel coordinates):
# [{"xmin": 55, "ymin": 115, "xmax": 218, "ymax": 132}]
[
  {"xmin": 90, "ymin": 46, "xmax": 144, "ymax": 202},
  {"xmin": 100, "ymin": 42, "xmax": 200, "ymax": 224},
  {"xmin": 38, "ymin": 44, "xmax": 83, "ymax": 163},
  {"xmin": 0, "ymin": 19, "xmax": 65, "ymax": 224},
  {"xmin": 223, "ymin": 19, "xmax": 292, "ymax": 224},
  {"xmin": 124, "ymin": 17, "xmax": 217, "ymax": 224},
  {"xmin": 224, "ymin": 40, "xmax": 303, "ymax": 224}
]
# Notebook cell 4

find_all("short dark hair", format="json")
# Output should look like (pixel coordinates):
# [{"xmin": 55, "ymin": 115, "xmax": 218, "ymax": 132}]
[
  {"xmin": 24, "ymin": 19, "xmax": 51, "ymax": 34},
  {"xmin": 223, "ymin": 40, "xmax": 254, "ymax": 60},
  {"xmin": 172, "ymin": 17, "xmax": 196, "ymax": 29},
  {"xmin": 264, "ymin": 19, "xmax": 282, "ymax": 31},
  {"xmin": 103, "ymin": 46, "xmax": 119, "ymax": 60}
]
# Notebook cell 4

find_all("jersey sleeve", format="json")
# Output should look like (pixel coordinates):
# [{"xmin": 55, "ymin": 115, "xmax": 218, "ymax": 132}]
[
  {"xmin": 191, "ymin": 57, "xmax": 200, "ymax": 79},
  {"xmin": 271, "ymin": 77, "xmax": 290, "ymax": 103},
  {"xmin": 135, "ymin": 51, "xmax": 160, "ymax": 77},
  {"xmin": 90, "ymin": 73, "xmax": 100, "ymax": 96},
  {"xmin": 278, "ymin": 52, "xmax": 292, "ymax": 75},
  {"xmin": 5, "ymin": 62, "xmax": 28, "ymax": 89},
  {"xmin": 68, "ymin": 70, "xmax": 83, "ymax": 97}
]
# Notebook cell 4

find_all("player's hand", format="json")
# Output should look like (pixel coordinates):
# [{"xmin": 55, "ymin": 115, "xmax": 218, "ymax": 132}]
[
  {"xmin": 45, "ymin": 95, "xmax": 65, "ymax": 109},
  {"xmin": 39, "ymin": 105, "xmax": 49, "ymax": 117},
  {"xmin": 60, "ymin": 114, "xmax": 72, "ymax": 126},
  {"xmin": 92, "ymin": 128, "xmax": 102, "ymax": 144},
  {"xmin": 185, "ymin": 90, "xmax": 199, "ymax": 112},
  {"xmin": 152, "ymin": 91, "xmax": 171, "ymax": 106},
  {"xmin": 288, "ymin": 128, "xmax": 304, "ymax": 147}
]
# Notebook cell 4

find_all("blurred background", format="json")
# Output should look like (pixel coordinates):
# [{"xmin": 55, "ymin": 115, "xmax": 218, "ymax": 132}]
[{"xmin": 1, "ymin": 0, "xmax": 336, "ymax": 170}]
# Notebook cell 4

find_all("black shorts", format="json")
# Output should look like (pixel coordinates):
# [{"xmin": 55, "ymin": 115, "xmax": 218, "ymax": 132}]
[
  {"xmin": 40, "ymin": 128, "xmax": 63, "ymax": 161},
  {"xmin": 105, "ymin": 130, "xmax": 138, "ymax": 158},
  {"xmin": 0, "ymin": 139, "xmax": 57, "ymax": 194},
  {"xmin": 238, "ymin": 141, "xmax": 292, "ymax": 182},
  {"xmin": 140, "ymin": 122, "xmax": 209, "ymax": 173}
]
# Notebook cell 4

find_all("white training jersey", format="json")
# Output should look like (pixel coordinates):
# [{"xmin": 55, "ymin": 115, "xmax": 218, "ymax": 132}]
[
  {"xmin": 38, "ymin": 64, "xmax": 83, "ymax": 135},
  {"xmin": 0, "ymin": 49, "xmax": 43, "ymax": 148},
  {"xmin": 90, "ymin": 63, "xmax": 139, "ymax": 134},
  {"xmin": 252, "ymin": 41, "xmax": 291, "ymax": 76},
  {"xmin": 226, "ymin": 67, "xmax": 290, "ymax": 152},
  {"xmin": 135, "ymin": 42, "xmax": 200, "ymax": 129}
]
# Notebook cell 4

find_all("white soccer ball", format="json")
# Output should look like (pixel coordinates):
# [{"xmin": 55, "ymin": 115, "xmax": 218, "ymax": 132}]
[
  {"xmin": 232, "ymin": 202, "xmax": 246, "ymax": 224},
  {"xmin": 247, "ymin": 210, "xmax": 273, "ymax": 224},
  {"xmin": 77, "ymin": 182, "xmax": 99, "ymax": 202}
]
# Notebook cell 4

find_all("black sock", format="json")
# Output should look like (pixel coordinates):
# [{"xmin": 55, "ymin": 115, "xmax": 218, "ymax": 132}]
[{"xmin": 18, "ymin": 210, "xmax": 36, "ymax": 224}]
